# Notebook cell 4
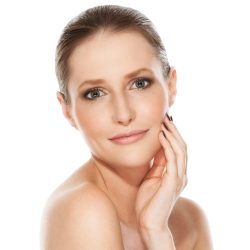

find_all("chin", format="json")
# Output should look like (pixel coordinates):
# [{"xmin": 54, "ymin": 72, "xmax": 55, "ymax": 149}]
[
  {"xmin": 90, "ymin": 128, "xmax": 162, "ymax": 168},
  {"xmin": 107, "ymin": 136, "xmax": 162, "ymax": 169}
]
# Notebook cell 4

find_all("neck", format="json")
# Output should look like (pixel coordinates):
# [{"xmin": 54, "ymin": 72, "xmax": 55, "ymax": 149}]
[{"xmin": 89, "ymin": 155, "xmax": 152, "ymax": 226}]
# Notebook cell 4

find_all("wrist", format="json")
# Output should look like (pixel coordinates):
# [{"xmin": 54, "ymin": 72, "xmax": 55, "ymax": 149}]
[{"xmin": 140, "ymin": 228, "xmax": 176, "ymax": 250}]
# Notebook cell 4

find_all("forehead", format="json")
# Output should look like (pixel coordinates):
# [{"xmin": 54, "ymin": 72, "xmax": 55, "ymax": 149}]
[{"xmin": 68, "ymin": 30, "xmax": 163, "ymax": 84}]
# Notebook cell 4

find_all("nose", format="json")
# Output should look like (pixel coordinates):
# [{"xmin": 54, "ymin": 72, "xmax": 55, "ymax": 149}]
[{"xmin": 111, "ymin": 94, "xmax": 136, "ymax": 126}]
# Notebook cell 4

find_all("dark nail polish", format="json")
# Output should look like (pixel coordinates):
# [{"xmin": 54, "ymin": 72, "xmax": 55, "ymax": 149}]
[
  {"xmin": 163, "ymin": 122, "xmax": 168, "ymax": 130},
  {"xmin": 162, "ymin": 130, "xmax": 167, "ymax": 138},
  {"xmin": 165, "ymin": 112, "xmax": 173, "ymax": 121}
]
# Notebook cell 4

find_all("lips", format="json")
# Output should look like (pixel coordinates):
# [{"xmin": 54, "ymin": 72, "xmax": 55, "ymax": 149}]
[
  {"xmin": 109, "ymin": 129, "xmax": 149, "ymax": 140},
  {"xmin": 109, "ymin": 129, "xmax": 149, "ymax": 145}
]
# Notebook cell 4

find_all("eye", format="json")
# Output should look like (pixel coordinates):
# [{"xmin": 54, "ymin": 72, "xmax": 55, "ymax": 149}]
[
  {"xmin": 83, "ymin": 88, "xmax": 105, "ymax": 100},
  {"xmin": 130, "ymin": 77, "xmax": 152, "ymax": 90},
  {"xmin": 82, "ymin": 77, "xmax": 152, "ymax": 101}
]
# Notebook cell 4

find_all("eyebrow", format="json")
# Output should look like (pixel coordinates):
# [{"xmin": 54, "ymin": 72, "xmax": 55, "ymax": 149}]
[{"xmin": 78, "ymin": 68, "xmax": 154, "ymax": 89}]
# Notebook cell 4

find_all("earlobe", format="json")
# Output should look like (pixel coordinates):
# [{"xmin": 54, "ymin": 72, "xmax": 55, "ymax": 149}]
[
  {"xmin": 56, "ymin": 91, "xmax": 70, "ymax": 119},
  {"xmin": 56, "ymin": 91, "xmax": 77, "ymax": 129}
]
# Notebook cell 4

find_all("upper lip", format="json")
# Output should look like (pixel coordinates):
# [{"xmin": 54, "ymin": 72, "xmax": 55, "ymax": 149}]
[{"xmin": 109, "ymin": 129, "xmax": 149, "ymax": 140}]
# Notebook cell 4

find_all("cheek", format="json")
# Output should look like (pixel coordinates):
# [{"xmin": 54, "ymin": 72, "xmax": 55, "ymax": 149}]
[
  {"xmin": 72, "ymin": 85, "xmax": 167, "ymax": 139},
  {"xmin": 74, "ymin": 105, "xmax": 106, "ymax": 137},
  {"xmin": 137, "ymin": 87, "xmax": 167, "ymax": 123}
]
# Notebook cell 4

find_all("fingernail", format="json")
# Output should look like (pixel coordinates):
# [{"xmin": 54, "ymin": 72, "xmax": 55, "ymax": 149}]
[
  {"xmin": 162, "ymin": 130, "xmax": 167, "ymax": 138},
  {"xmin": 165, "ymin": 112, "xmax": 173, "ymax": 121},
  {"xmin": 162, "ymin": 122, "xmax": 168, "ymax": 130}
]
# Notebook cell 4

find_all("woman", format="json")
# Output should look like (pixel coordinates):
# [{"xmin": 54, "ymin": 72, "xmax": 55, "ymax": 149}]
[{"xmin": 41, "ymin": 5, "xmax": 213, "ymax": 250}]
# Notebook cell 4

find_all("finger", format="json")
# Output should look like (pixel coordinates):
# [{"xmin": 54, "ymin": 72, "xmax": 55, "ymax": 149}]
[
  {"xmin": 162, "ymin": 118, "xmax": 188, "ymax": 178},
  {"xmin": 161, "ymin": 124, "xmax": 186, "ymax": 179},
  {"xmin": 159, "ymin": 130, "xmax": 178, "ymax": 181},
  {"xmin": 163, "ymin": 116, "xmax": 187, "ymax": 151}
]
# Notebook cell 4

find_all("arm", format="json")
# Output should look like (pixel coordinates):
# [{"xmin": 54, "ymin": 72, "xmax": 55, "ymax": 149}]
[
  {"xmin": 41, "ymin": 185, "xmax": 124, "ymax": 250},
  {"xmin": 139, "ymin": 200, "xmax": 213, "ymax": 250},
  {"xmin": 135, "ymin": 113, "xmax": 187, "ymax": 250},
  {"xmin": 140, "ymin": 228, "xmax": 176, "ymax": 250}
]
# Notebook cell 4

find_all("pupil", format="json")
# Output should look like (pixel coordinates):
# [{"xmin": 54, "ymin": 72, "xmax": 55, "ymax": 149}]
[
  {"xmin": 136, "ymin": 80, "xmax": 145, "ymax": 88},
  {"xmin": 91, "ymin": 90, "xmax": 99, "ymax": 98}
]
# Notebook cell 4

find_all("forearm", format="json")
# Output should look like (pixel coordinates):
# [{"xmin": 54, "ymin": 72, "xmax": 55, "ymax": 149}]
[{"xmin": 140, "ymin": 228, "xmax": 176, "ymax": 250}]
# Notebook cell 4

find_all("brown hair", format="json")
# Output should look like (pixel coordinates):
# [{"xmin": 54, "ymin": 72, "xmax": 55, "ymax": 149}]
[{"xmin": 55, "ymin": 5, "xmax": 170, "ymax": 104}]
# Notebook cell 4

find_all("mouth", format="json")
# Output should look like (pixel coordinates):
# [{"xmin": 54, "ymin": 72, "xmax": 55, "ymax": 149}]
[{"xmin": 109, "ymin": 129, "xmax": 149, "ymax": 145}]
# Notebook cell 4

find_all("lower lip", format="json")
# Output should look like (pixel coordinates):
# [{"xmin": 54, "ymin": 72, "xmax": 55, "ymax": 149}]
[{"xmin": 110, "ymin": 130, "xmax": 148, "ymax": 145}]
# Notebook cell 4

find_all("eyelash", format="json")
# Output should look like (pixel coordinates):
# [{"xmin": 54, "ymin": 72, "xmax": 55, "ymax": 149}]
[{"xmin": 82, "ymin": 77, "xmax": 153, "ymax": 101}]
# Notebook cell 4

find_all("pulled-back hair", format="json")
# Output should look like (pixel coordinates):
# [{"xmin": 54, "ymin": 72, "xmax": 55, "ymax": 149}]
[{"xmin": 55, "ymin": 5, "xmax": 170, "ymax": 104}]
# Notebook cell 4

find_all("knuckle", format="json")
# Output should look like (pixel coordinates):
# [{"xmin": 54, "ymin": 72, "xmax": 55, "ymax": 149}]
[
  {"xmin": 183, "ymin": 142, "xmax": 188, "ymax": 151},
  {"xmin": 177, "ymin": 176, "xmax": 183, "ymax": 186},
  {"xmin": 179, "ymin": 147, "xmax": 185, "ymax": 156}
]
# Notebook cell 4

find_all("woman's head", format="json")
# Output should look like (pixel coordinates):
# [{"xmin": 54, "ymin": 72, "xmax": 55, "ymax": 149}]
[
  {"xmin": 56, "ymin": 5, "xmax": 177, "ymax": 168},
  {"xmin": 56, "ymin": 5, "xmax": 171, "ymax": 104}
]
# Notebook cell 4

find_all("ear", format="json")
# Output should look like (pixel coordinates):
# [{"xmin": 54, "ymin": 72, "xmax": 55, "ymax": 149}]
[
  {"xmin": 56, "ymin": 91, "xmax": 78, "ymax": 129},
  {"xmin": 166, "ymin": 67, "xmax": 177, "ymax": 107}
]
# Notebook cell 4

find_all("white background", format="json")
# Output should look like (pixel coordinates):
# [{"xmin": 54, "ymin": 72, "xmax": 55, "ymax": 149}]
[{"xmin": 0, "ymin": 0, "xmax": 249, "ymax": 249}]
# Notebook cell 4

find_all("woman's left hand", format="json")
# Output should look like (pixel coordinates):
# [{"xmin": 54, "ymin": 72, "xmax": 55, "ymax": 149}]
[{"xmin": 135, "ymin": 114, "xmax": 188, "ymax": 233}]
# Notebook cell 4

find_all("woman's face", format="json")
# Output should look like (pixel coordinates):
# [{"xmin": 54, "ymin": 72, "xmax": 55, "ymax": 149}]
[{"xmin": 60, "ymin": 30, "xmax": 176, "ymax": 169}]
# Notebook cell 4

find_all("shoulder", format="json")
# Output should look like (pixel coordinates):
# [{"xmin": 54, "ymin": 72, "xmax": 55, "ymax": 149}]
[
  {"xmin": 41, "ymin": 182, "xmax": 124, "ymax": 250},
  {"xmin": 170, "ymin": 197, "xmax": 213, "ymax": 250},
  {"xmin": 174, "ymin": 197, "xmax": 208, "ymax": 223}
]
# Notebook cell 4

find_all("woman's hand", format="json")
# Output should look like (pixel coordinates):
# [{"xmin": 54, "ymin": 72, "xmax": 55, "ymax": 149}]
[{"xmin": 135, "ymin": 114, "xmax": 188, "ymax": 233}]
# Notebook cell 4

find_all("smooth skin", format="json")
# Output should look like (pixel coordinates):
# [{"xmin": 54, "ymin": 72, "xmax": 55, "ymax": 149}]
[{"xmin": 41, "ymin": 30, "xmax": 213, "ymax": 250}]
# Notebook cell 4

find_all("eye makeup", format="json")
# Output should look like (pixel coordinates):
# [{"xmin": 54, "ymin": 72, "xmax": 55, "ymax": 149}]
[{"xmin": 81, "ymin": 76, "xmax": 154, "ymax": 101}]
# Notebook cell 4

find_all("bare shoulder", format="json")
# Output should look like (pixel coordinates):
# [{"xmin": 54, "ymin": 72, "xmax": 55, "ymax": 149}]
[
  {"xmin": 41, "ymin": 182, "xmax": 124, "ymax": 250},
  {"xmin": 170, "ymin": 197, "xmax": 213, "ymax": 250}
]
